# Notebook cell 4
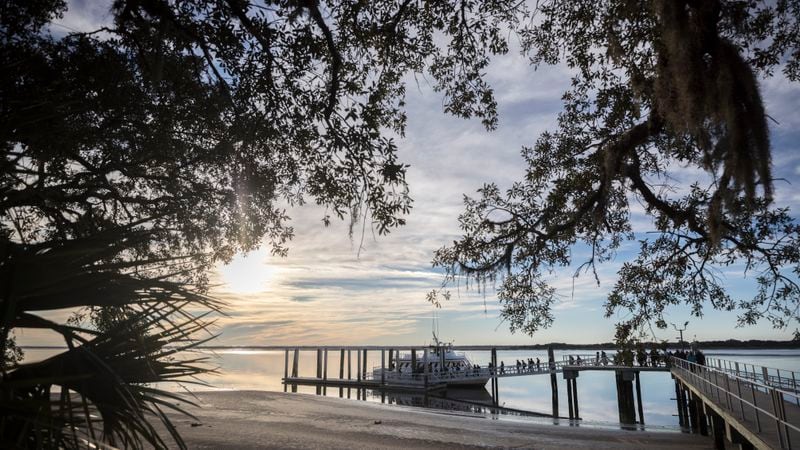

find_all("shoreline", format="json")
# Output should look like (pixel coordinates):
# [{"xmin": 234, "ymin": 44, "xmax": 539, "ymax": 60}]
[{"xmin": 163, "ymin": 390, "xmax": 711, "ymax": 449}]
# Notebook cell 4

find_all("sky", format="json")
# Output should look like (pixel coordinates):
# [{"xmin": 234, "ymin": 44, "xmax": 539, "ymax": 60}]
[{"xmin": 18, "ymin": 0, "xmax": 800, "ymax": 348}]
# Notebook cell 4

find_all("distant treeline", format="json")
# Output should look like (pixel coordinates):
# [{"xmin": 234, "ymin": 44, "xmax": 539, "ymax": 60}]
[{"xmin": 22, "ymin": 339, "xmax": 799, "ymax": 351}]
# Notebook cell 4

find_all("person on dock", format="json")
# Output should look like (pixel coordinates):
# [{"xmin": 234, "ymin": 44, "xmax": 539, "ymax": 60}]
[
  {"xmin": 696, "ymin": 350, "xmax": 706, "ymax": 366},
  {"xmin": 500, "ymin": 361, "xmax": 505, "ymax": 374},
  {"xmin": 536, "ymin": 357, "xmax": 541, "ymax": 371},
  {"xmin": 636, "ymin": 348, "xmax": 647, "ymax": 367},
  {"xmin": 649, "ymin": 348, "xmax": 659, "ymax": 367},
  {"xmin": 576, "ymin": 356, "xmax": 582, "ymax": 366},
  {"xmin": 568, "ymin": 355, "xmax": 575, "ymax": 365},
  {"xmin": 601, "ymin": 351, "xmax": 608, "ymax": 366},
  {"xmin": 595, "ymin": 351, "xmax": 600, "ymax": 365},
  {"xmin": 516, "ymin": 359, "xmax": 521, "ymax": 372}
]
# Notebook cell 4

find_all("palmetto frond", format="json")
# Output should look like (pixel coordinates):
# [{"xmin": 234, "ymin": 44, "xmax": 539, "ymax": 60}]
[{"xmin": 1, "ymin": 229, "xmax": 221, "ymax": 449}]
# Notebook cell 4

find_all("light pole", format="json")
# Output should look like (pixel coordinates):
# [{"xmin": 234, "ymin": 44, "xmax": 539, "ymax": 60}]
[{"xmin": 672, "ymin": 321, "xmax": 689, "ymax": 351}]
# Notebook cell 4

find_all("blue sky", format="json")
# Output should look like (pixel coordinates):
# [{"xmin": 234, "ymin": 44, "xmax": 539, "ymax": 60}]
[{"xmin": 17, "ymin": 0, "xmax": 800, "ymax": 347}]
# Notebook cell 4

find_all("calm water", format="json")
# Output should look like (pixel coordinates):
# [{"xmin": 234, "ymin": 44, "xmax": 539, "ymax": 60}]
[{"xmin": 21, "ymin": 347, "xmax": 800, "ymax": 429}]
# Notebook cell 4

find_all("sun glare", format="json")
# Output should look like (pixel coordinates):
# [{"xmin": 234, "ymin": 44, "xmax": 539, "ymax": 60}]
[{"xmin": 217, "ymin": 248, "xmax": 275, "ymax": 294}]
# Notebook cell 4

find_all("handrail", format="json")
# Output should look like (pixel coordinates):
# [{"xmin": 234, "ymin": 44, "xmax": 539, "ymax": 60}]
[
  {"xmin": 704, "ymin": 356, "xmax": 799, "ymax": 394},
  {"xmin": 671, "ymin": 356, "xmax": 799, "ymax": 449}
]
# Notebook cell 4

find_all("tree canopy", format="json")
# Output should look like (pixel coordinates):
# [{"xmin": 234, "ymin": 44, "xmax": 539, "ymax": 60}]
[
  {"xmin": 3, "ymin": 0, "xmax": 800, "ymax": 446},
  {"xmin": 431, "ymin": 0, "xmax": 800, "ymax": 342},
  {"xmin": 1, "ymin": 0, "xmax": 525, "ymax": 447}
]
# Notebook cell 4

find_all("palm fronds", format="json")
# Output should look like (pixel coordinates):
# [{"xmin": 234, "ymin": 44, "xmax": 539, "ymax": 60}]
[{"xmin": 1, "ymin": 229, "xmax": 221, "ymax": 449}]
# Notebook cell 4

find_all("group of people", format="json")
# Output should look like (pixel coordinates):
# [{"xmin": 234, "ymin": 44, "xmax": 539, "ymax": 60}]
[{"xmin": 668, "ymin": 348, "xmax": 706, "ymax": 366}]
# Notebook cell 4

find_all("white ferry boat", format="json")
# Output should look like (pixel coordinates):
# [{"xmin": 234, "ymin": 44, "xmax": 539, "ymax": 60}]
[{"xmin": 373, "ymin": 337, "xmax": 490, "ymax": 388}]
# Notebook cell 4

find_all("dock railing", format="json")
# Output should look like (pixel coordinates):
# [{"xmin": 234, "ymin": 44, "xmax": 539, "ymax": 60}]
[
  {"xmin": 704, "ymin": 356, "xmax": 800, "ymax": 395},
  {"xmin": 561, "ymin": 354, "xmax": 669, "ymax": 368},
  {"xmin": 671, "ymin": 356, "xmax": 800, "ymax": 449}
]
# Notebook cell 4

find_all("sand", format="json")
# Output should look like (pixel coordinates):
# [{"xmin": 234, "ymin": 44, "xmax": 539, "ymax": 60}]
[{"xmin": 161, "ymin": 390, "xmax": 712, "ymax": 449}]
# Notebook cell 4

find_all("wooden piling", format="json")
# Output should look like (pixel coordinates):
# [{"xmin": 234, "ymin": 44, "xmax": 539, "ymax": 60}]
[
  {"xmin": 323, "ymin": 349, "xmax": 328, "ymax": 380},
  {"xmin": 388, "ymin": 349, "xmax": 394, "ymax": 370},
  {"xmin": 678, "ymin": 383, "xmax": 689, "ymax": 427},
  {"xmin": 696, "ymin": 396, "xmax": 708, "ymax": 436},
  {"xmin": 362, "ymin": 349, "xmax": 367, "ymax": 377},
  {"xmin": 292, "ymin": 348, "xmax": 299, "ymax": 393},
  {"xmin": 687, "ymin": 390, "xmax": 699, "ymax": 432},
  {"xmin": 567, "ymin": 377, "xmax": 574, "ymax": 419},
  {"xmin": 635, "ymin": 371, "xmax": 644, "ymax": 425},
  {"xmin": 357, "ymin": 349, "xmax": 362, "ymax": 381},
  {"xmin": 615, "ymin": 370, "xmax": 636, "ymax": 425},
  {"xmin": 347, "ymin": 350, "xmax": 352, "ymax": 380},
  {"xmin": 284, "ymin": 349, "xmax": 289, "ymax": 379},
  {"xmin": 381, "ymin": 349, "xmax": 386, "ymax": 385},
  {"xmin": 339, "ymin": 349, "xmax": 345, "ymax": 379},
  {"xmin": 710, "ymin": 410, "xmax": 726, "ymax": 450},
  {"xmin": 316, "ymin": 348, "xmax": 322, "ymax": 379},
  {"xmin": 284, "ymin": 349, "xmax": 289, "ymax": 392},
  {"xmin": 411, "ymin": 348, "xmax": 417, "ymax": 374},
  {"xmin": 675, "ymin": 380, "xmax": 685, "ymax": 427},
  {"xmin": 490, "ymin": 348, "xmax": 497, "ymax": 405},
  {"xmin": 572, "ymin": 378, "xmax": 579, "ymax": 419},
  {"xmin": 423, "ymin": 348, "xmax": 429, "ymax": 389},
  {"xmin": 548, "ymin": 347, "xmax": 558, "ymax": 417}
]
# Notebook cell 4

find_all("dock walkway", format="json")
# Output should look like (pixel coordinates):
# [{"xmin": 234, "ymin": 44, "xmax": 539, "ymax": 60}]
[{"xmin": 671, "ymin": 357, "xmax": 800, "ymax": 449}]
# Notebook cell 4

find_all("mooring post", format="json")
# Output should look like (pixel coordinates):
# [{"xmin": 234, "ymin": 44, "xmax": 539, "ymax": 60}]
[
  {"xmin": 567, "ymin": 375, "xmax": 574, "ymax": 419},
  {"xmin": 615, "ymin": 369, "xmax": 636, "ymax": 425},
  {"xmin": 491, "ymin": 348, "xmax": 498, "ymax": 406},
  {"xmin": 381, "ymin": 349, "xmax": 386, "ymax": 385},
  {"xmin": 411, "ymin": 348, "xmax": 417, "ymax": 374},
  {"xmin": 292, "ymin": 348, "xmax": 299, "ymax": 393},
  {"xmin": 687, "ymin": 390, "xmax": 699, "ymax": 432},
  {"xmin": 284, "ymin": 349, "xmax": 289, "ymax": 379},
  {"xmin": 572, "ymin": 378, "xmax": 580, "ymax": 419},
  {"xmin": 316, "ymin": 349, "xmax": 323, "ymax": 394},
  {"xmin": 316, "ymin": 348, "xmax": 322, "ymax": 379},
  {"xmin": 388, "ymin": 349, "xmax": 394, "ymax": 370},
  {"xmin": 678, "ymin": 383, "xmax": 689, "ymax": 428},
  {"xmin": 563, "ymin": 370, "xmax": 579, "ymax": 420},
  {"xmin": 710, "ymin": 410, "xmax": 726, "ymax": 450},
  {"xmin": 357, "ymin": 349, "xmax": 362, "ymax": 381},
  {"xmin": 284, "ymin": 349, "xmax": 289, "ymax": 392},
  {"xmin": 423, "ymin": 348, "xmax": 429, "ymax": 390},
  {"xmin": 674, "ymin": 379, "xmax": 685, "ymax": 427},
  {"xmin": 323, "ymin": 349, "xmax": 328, "ymax": 380},
  {"xmin": 635, "ymin": 371, "xmax": 644, "ymax": 425},
  {"xmin": 363, "ymin": 349, "xmax": 368, "ymax": 378},
  {"xmin": 548, "ymin": 347, "xmax": 558, "ymax": 417},
  {"xmin": 347, "ymin": 349, "xmax": 352, "ymax": 380},
  {"xmin": 695, "ymin": 397, "xmax": 708, "ymax": 436},
  {"xmin": 339, "ymin": 349, "xmax": 345, "ymax": 379}
]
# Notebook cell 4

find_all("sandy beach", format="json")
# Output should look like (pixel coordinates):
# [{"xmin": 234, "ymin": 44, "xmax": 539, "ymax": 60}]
[{"xmin": 165, "ymin": 391, "xmax": 711, "ymax": 449}]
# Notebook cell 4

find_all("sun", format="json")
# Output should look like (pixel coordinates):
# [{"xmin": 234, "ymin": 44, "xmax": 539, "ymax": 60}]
[{"xmin": 217, "ymin": 248, "xmax": 275, "ymax": 294}]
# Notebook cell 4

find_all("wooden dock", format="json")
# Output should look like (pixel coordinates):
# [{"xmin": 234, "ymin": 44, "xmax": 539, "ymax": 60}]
[
  {"xmin": 671, "ymin": 357, "xmax": 800, "ymax": 449},
  {"xmin": 280, "ymin": 345, "xmax": 671, "ymax": 424}
]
